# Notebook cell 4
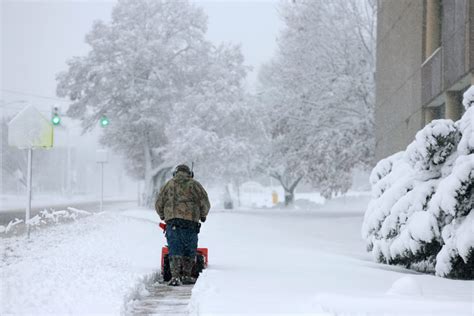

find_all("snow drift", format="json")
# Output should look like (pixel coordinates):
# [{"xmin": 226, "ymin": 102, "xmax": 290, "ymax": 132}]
[{"xmin": 362, "ymin": 86, "xmax": 474, "ymax": 279}]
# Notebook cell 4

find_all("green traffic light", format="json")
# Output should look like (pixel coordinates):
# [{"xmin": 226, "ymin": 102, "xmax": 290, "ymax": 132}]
[
  {"xmin": 100, "ymin": 116, "xmax": 109, "ymax": 127},
  {"xmin": 52, "ymin": 115, "xmax": 61, "ymax": 126}
]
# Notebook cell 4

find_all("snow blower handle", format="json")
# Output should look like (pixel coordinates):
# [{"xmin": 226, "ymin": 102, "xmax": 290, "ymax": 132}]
[{"xmin": 159, "ymin": 222, "xmax": 167, "ymax": 233}]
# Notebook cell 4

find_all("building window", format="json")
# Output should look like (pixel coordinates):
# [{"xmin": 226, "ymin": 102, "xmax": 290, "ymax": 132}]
[{"xmin": 423, "ymin": 0, "xmax": 443, "ymax": 61}]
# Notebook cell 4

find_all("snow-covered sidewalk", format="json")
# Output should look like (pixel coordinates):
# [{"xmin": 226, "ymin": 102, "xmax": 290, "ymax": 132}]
[
  {"xmin": 189, "ymin": 202, "xmax": 473, "ymax": 315},
  {"xmin": 0, "ymin": 210, "xmax": 164, "ymax": 314}
]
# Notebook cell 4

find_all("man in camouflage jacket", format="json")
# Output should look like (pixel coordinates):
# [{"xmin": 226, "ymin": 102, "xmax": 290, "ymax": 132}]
[{"xmin": 155, "ymin": 164, "xmax": 210, "ymax": 286}]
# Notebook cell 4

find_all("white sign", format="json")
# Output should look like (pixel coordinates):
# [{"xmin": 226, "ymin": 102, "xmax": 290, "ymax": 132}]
[
  {"xmin": 96, "ymin": 149, "xmax": 108, "ymax": 163},
  {"xmin": 8, "ymin": 105, "xmax": 53, "ymax": 149}
]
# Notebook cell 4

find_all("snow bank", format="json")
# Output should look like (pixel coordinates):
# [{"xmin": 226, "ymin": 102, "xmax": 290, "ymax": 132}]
[
  {"xmin": 313, "ymin": 292, "xmax": 472, "ymax": 315},
  {"xmin": 386, "ymin": 276, "xmax": 423, "ymax": 296},
  {"xmin": 362, "ymin": 86, "xmax": 474, "ymax": 279}
]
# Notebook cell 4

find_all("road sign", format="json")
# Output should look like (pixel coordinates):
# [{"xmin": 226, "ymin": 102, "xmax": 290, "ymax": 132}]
[
  {"xmin": 8, "ymin": 105, "xmax": 53, "ymax": 149},
  {"xmin": 96, "ymin": 149, "xmax": 108, "ymax": 163},
  {"xmin": 7, "ymin": 105, "xmax": 54, "ymax": 238}
]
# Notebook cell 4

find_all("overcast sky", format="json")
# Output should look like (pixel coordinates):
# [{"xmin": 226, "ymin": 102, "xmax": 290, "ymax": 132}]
[{"xmin": 1, "ymin": 0, "xmax": 282, "ymax": 116}]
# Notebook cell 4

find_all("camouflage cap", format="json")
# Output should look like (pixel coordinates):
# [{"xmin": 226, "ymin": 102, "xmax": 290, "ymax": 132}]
[{"xmin": 175, "ymin": 164, "xmax": 191, "ymax": 174}]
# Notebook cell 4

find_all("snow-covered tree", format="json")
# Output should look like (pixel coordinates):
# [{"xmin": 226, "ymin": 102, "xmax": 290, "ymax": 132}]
[
  {"xmin": 164, "ymin": 44, "xmax": 262, "ymax": 186},
  {"xmin": 362, "ymin": 86, "xmax": 474, "ymax": 279},
  {"xmin": 257, "ymin": 0, "xmax": 376, "ymax": 201},
  {"xmin": 57, "ymin": 0, "xmax": 250, "ymax": 206}
]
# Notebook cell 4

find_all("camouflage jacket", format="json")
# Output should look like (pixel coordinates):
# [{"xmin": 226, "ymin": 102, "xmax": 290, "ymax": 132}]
[{"xmin": 155, "ymin": 171, "xmax": 211, "ymax": 223}]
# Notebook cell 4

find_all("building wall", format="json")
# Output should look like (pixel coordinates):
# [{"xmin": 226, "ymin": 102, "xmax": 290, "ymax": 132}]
[
  {"xmin": 375, "ymin": 0, "xmax": 424, "ymax": 160},
  {"xmin": 375, "ymin": 0, "xmax": 474, "ymax": 161},
  {"xmin": 422, "ymin": 0, "xmax": 471, "ymax": 107}
]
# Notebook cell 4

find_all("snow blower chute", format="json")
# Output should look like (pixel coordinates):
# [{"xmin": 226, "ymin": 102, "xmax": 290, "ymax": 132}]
[{"xmin": 159, "ymin": 222, "xmax": 208, "ymax": 282}]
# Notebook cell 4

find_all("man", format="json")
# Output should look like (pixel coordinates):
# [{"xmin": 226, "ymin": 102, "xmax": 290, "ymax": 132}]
[{"xmin": 155, "ymin": 164, "xmax": 210, "ymax": 286}]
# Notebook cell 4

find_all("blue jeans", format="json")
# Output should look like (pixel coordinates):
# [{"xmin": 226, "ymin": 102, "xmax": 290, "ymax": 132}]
[{"xmin": 166, "ymin": 224, "xmax": 198, "ymax": 257}]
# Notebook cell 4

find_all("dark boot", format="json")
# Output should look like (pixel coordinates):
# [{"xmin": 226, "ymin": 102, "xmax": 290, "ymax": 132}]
[
  {"xmin": 181, "ymin": 256, "xmax": 197, "ymax": 285},
  {"xmin": 168, "ymin": 256, "xmax": 182, "ymax": 286}
]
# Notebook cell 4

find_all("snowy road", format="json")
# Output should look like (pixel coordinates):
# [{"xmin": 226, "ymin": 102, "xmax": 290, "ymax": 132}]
[
  {"xmin": 1, "ymin": 196, "xmax": 473, "ymax": 315},
  {"xmin": 0, "ymin": 199, "xmax": 136, "ymax": 225}
]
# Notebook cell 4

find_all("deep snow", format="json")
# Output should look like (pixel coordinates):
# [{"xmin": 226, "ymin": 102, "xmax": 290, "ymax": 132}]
[
  {"xmin": 1, "ymin": 205, "xmax": 164, "ymax": 314},
  {"xmin": 189, "ymin": 198, "xmax": 473, "ymax": 315},
  {"xmin": 1, "ymin": 194, "xmax": 472, "ymax": 315}
]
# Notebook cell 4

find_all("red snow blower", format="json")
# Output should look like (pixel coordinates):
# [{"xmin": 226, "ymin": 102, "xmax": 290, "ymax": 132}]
[{"xmin": 159, "ymin": 222, "xmax": 208, "ymax": 281}]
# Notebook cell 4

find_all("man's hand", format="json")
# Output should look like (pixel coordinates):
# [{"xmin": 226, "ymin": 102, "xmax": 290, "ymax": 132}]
[{"xmin": 200, "ymin": 217, "xmax": 206, "ymax": 223}]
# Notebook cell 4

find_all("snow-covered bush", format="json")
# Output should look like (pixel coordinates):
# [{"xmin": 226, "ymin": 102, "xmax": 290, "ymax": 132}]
[
  {"xmin": 362, "ymin": 86, "xmax": 474, "ymax": 279},
  {"xmin": 0, "ymin": 207, "xmax": 92, "ymax": 236},
  {"xmin": 431, "ymin": 155, "xmax": 474, "ymax": 279},
  {"xmin": 404, "ymin": 120, "xmax": 459, "ymax": 174},
  {"xmin": 457, "ymin": 107, "xmax": 474, "ymax": 155}
]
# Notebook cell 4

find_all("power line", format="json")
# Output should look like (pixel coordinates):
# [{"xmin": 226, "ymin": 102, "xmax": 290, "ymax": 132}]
[
  {"xmin": 1, "ymin": 103, "xmax": 52, "ymax": 114},
  {"xmin": 1, "ymin": 107, "xmax": 51, "ymax": 116},
  {"xmin": 1, "ymin": 89, "xmax": 69, "ymax": 103}
]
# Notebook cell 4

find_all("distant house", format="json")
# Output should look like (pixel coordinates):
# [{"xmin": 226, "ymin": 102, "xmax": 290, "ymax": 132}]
[{"xmin": 375, "ymin": 0, "xmax": 473, "ymax": 160}]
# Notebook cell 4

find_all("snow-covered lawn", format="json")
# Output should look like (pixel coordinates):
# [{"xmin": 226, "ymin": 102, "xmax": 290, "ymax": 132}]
[
  {"xmin": 0, "ymin": 210, "xmax": 164, "ymax": 314},
  {"xmin": 1, "ymin": 196, "xmax": 472, "ymax": 315}
]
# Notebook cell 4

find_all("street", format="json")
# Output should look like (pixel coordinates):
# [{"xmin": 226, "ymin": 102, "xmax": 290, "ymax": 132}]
[{"xmin": 0, "ymin": 199, "xmax": 135, "ymax": 225}]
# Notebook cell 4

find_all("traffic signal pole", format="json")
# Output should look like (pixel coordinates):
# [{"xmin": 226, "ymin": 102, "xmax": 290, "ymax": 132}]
[
  {"xmin": 98, "ymin": 114, "xmax": 109, "ymax": 212},
  {"xmin": 100, "ymin": 161, "xmax": 104, "ymax": 212},
  {"xmin": 96, "ymin": 149, "xmax": 108, "ymax": 212}
]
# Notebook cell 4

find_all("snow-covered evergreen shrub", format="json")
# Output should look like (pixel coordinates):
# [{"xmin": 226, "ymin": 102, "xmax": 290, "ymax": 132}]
[
  {"xmin": 430, "ymin": 155, "xmax": 474, "ymax": 278},
  {"xmin": 457, "ymin": 107, "xmax": 474, "ymax": 155},
  {"xmin": 404, "ymin": 120, "xmax": 459, "ymax": 174},
  {"xmin": 362, "ymin": 86, "xmax": 474, "ymax": 279}
]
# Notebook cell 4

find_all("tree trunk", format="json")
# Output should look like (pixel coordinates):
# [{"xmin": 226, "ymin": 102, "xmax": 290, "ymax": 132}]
[
  {"xmin": 151, "ymin": 166, "xmax": 172, "ymax": 202},
  {"xmin": 223, "ymin": 183, "xmax": 234, "ymax": 209},
  {"xmin": 233, "ymin": 179, "xmax": 241, "ymax": 207},
  {"xmin": 143, "ymin": 142, "xmax": 154, "ymax": 207},
  {"xmin": 284, "ymin": 187, "xmax": 295, "ymax": 206},
  {"xmin": 270, "ymin": 173, "xmax": 303, "ymax": 207}
]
